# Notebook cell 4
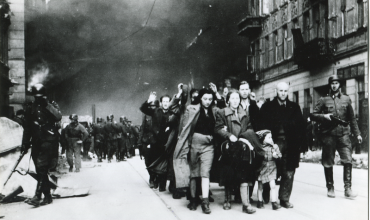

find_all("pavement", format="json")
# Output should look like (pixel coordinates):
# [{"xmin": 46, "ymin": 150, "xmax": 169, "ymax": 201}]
[{"xmin": 0, "ymin": 156, "xmax": 368, "ymax": 220}]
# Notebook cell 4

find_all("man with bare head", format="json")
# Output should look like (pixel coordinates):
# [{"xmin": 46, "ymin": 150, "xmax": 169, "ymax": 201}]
[{"xmin": 259, "ymin": 81, "xmax": 306, "ymax": 208}]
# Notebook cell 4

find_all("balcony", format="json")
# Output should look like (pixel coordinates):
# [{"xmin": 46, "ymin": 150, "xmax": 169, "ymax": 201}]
[
  {"xmin": 293, "ymin": 38, "xmax": 336, "ymax": 69},
  {"xmin": 237, "ymin": 16, "xmax": 263, "ymax": 38}
]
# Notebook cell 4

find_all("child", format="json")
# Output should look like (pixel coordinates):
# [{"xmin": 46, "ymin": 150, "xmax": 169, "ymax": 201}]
[{"xmin": 255, "ymin": 130, "xmax": 282, "ymax": 210}]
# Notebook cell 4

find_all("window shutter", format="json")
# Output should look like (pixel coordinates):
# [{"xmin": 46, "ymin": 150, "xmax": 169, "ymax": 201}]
[
  {"xmin": 269, "ymin": 33, "xmax": 275, "ymax": 66},
  {"xmin": 260, "ymin": 38, "xmax": 265, "ymax": 70},
  {"xmin": 345, "ymin": 0, "xmax": 357, "ymax": 33},
  {"xmin": 328, "ymin": 0, "xmax": 337, "ymax": 37},
  {"xmin": 277, "ymin": 28, "xmax": 284, "ymax": 63},
  {"xmin": 287, "ymin": 23, "xmax": 294, "ymax": 59}
]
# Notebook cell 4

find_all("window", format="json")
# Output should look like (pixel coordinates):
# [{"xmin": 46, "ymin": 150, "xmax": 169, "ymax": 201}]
[
  {"xmin": 358, "ymin": 0, "xmax": 365, "ymax": 28},
  {"xmin": 303, "ymin": 12, "xmax": 310, "ymax": 42},
  {"xmin": 265, "ymin": 36, "xmax": 269, "ymax": 67},
  {"xmin": 259, "ymin": 38, "xmax": 265, "ymax": 70},
  {"xmin": 313, "ymin": 5, "xmax": 320, "ymax": 39},
  {"xmin": 293, "ymin": 91, "xmax": 299, "ymax": 103},
  {"xmin": 304, "ymin": 89, "xmax": 311, "ymax": 108},
  {"xmin": 283, "ymin": 25, "xmax": 288, "ymax": 60},
  {"xmin": 268, "ymin": 33, "xmax": 275, "ymax": 66},
  {"xmin": 255, "ymin": 40, "xmax": 260, "ymax": 72},
  {"xmin": 274, "ymin": 31, "xmax": 278, "ymax": 63}
]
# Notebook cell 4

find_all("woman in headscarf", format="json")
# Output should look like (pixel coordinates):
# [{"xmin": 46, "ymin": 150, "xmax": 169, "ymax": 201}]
[{"xmin": 215, "ymin": 91, "xmax": 264, "ymax": 214}]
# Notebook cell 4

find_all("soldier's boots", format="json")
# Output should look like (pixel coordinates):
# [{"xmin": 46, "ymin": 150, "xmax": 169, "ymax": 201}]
[
  {"xmin": 324, "ymin": 167, "xmax": 336, "ymax": 198},
  {"xmin": 40, "ymin": 193, "xmax": 53, "ymax": 206},
  {"xmin": 344, "ymin": 164, "xmax": 357, "ymax": 199},
  {"xmin": 75, "ymin": 168, "xmax": 80, "ymax": 172},
  {"xmin": 69, "ymin": 167, "xmax": 73, "ymax": 172},
  {"xmin": 26, "ymin": 182, "xmax": 42, "ymax": 207}
]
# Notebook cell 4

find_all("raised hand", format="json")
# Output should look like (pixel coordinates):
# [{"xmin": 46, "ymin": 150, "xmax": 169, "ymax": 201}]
[{"xmin": 148, "ymin": 91, "xmax": 157, "ymax": 103}]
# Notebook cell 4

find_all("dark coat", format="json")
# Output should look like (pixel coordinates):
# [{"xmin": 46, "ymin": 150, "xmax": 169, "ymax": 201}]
[
  {"xmin": 215, "ymin": 106, "xmax": 264, "ymax": 185},
  {"xmin": 22, "ymin": 100, "xmax": 62, "ymax": 146},
  {"xmin": 138, "ymin": 114, "xmax": 155, "ymax": 145},
  {"xmin": 140, "ymin": 101, "xmax": 173, "ymax": 145},
  {"xmin": 259, "ymin": 97, "xmax": 306, "ymax": 170}
]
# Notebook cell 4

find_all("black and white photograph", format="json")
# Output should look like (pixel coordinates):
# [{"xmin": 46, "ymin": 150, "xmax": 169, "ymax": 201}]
[{"xmin": 0, "ymin": 0, "xmax": 368, "ymax": 219}]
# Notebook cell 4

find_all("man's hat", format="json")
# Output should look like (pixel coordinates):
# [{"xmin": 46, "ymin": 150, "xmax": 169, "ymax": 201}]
[{"xmin": 328, "ymin": 75, "xmax": 343, "ymax": 85}]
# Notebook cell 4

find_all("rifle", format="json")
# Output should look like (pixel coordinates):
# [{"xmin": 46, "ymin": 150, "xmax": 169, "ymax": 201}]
[
  {"xmin": 330, "ymin": 115, "xmax": 349, "ymax": 127},
  {"xmin": 3, "ymin": 150, "xmax": 27, "ymax": 186}
]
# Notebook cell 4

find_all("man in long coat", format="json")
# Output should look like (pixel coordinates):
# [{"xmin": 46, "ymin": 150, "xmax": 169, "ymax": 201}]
[
  {"xmin": 140, "ymin": 92, "xmax": 172, "ymax": 191},
  {"xmin": 259, "ymin": 82, "xmax": 306, "ymax": 209}
]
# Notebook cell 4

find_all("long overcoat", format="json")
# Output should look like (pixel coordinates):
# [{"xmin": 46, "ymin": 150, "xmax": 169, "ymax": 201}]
[
  {"xmin": 173, "ymin": 104, "xmax": 218, "ymax": 188},
  {"xmin": 259, "ymin": 97, "xmax": 307, "ymax": 170}
]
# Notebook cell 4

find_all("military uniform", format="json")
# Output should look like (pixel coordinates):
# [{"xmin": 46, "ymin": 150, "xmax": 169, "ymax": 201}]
[
  {"xmin": 311, "ymin": 92, "xmax": 360, "ymax": 167},
  {"xmin": 129, "ymin": 125, "xmax": 139, "ymax": 156},
  {"xmin": 83, "ymin": 125, "xmax": 93, "ymax": 160},
  {"xmin": 104, "ymin": 120, "xmax": 119, "ymax": 162},
  {"xmin": 311, "ymin": 76, "xmax": 361, "ymax": 199},
  {"xmin": 65, "ymin": 122, "xmax": 88, "ymax": 171},
  {"xmin": 91, "ymin": 121, "xmax": 106, "ymax": 162},
  {"xmin": 116, "ymin": 120, "xmax": 129, "ymax": 161},
  {"xmin": 22, "ymin": 97, "xmax": 62, "ymax": 206}
]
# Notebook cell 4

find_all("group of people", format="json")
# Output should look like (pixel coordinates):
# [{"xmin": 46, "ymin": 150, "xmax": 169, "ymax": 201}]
[
  {"xmin": 17, "ymin": 74, "xmax": 362, "ymax": 210},
  {"xmin": 60, "ymin": 114, "xmax": 139, "ymax": 172},
  {"xmin": 138, "ymin": 75, "xmax": 362, "ymax": 215},
  {"xmin": 17, "ymin": 83, "xmax": 141, "ymax": 207}
]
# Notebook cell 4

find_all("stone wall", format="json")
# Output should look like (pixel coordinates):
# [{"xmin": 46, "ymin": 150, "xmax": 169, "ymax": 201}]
[{"xmin": 8, "ymin": 0, "xmax": 25, "ymax": 112}]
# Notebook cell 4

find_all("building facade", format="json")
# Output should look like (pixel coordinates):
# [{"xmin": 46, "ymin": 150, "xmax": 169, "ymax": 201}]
[
  {"xmin": 0, "ymin": 0, "xmax": 25, "ymax": 117},
  {"xmin": 238, "ymin": 0, "xmax": 368, "ymax": 150}
]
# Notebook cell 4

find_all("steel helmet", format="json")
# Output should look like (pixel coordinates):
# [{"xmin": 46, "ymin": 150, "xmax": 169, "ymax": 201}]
[
  {"xmin": 96, "ymin": 117, "xmax": 103, "ymax": 122},
  {"xmin": 328, "ymin": 75, "xmax": 343, "ymax": 85},
  {"xmin": 31, "ymin": 83, "xmax": 46, "ymax": 97},
  {"xmin": 69, "ymin": 114, "xmax": 78, "ymax": 121}
]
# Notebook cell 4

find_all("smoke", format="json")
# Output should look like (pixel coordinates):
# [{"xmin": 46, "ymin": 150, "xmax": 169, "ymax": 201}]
[
  {"xmin": 25, "ymin": 0, "xmax": 249, "ymax": 124},
  {"xmin": 27, "ymin": 62, "xmax": 49, "ymax": 92}
]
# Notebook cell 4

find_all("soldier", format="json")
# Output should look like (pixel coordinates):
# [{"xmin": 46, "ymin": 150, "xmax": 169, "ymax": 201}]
[
  {"xmin": 310, "ymin": 75, "xmax": 362, "ymax": 199},
  {"xmin": 116, "ymin": 116, "xmax": 129, "ymax": 162},
  {"xmin": 21, "ymin": 84, "xmax": 62, "ymax": 207},
  {"xmin": 124, "ymin": 117, "xmax": 133, "ymax": 158},
  {"xmin": 128, "ymin": 120, "xmax": 139, "ymax": 157},
  {"xmin": 83, "ymin": 123, "xmax": 93, "ymax": 161},
  {"xmin": 65, "ymin": 114, "xmax": 88, "ymax": 172},
  {"xmin": 104, "ymin": 114, "xmax": 119, "ymax": 163},
  {"xmin": 13, "ymin": 109, "xmax": 25, "ymax": 127},
  {"xmin": 91, "ymin": 117, "xmax": 106, "ymax": 162}
]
